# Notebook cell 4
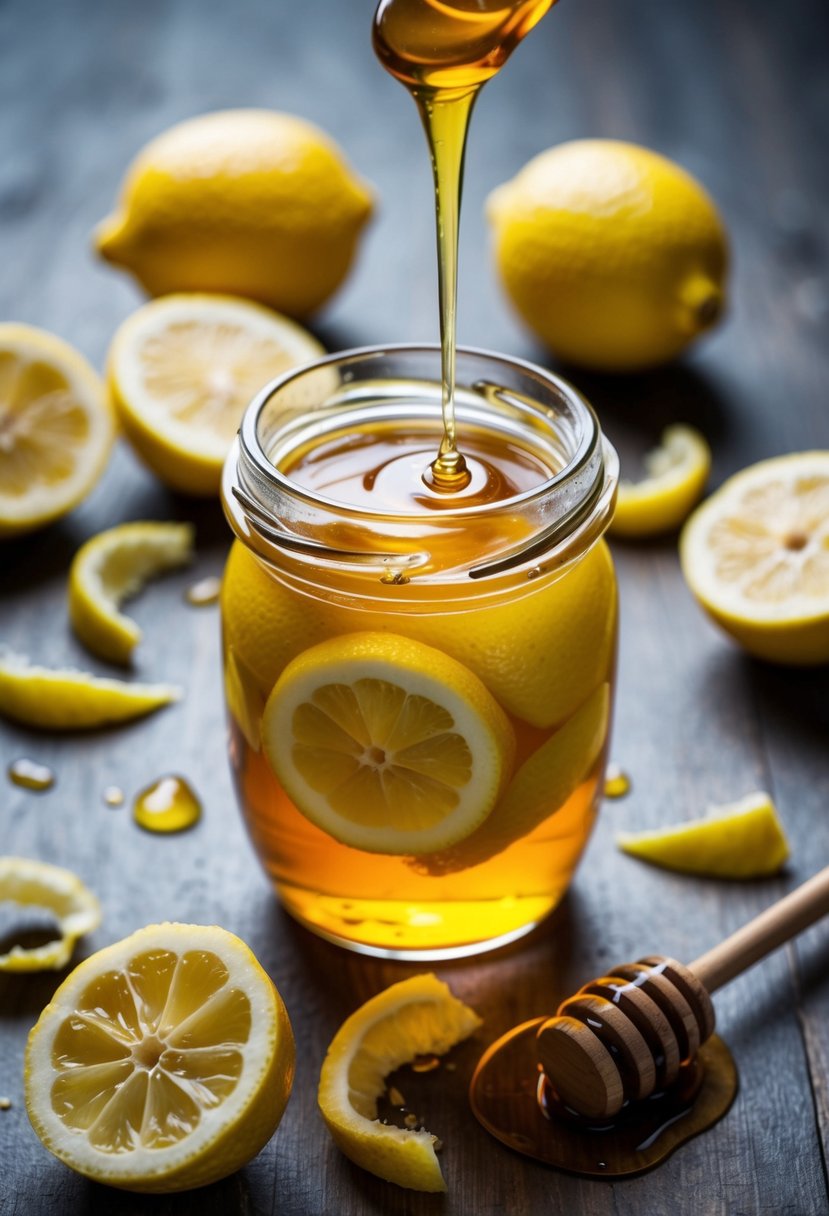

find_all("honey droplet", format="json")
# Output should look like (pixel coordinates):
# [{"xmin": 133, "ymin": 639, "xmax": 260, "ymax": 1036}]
[
  {"xmin": 604, "ymin": 764, "xmax": 631, "ymax": 799},
  {"xmin": 133, "ymin": 776, "xmax": 201, "ymax": 834},
  {"xmin": 411, "ymin": 1054, "xmax": 441, "ymax": 1074},
  {"xmin": 103, "ymin": 786, "xmax": 125, "ymax": 808},
  {"xmin": 185, "ymin": 576, "xmax": 221, "ymax": 606},
  {"xmin": 8, "ymin": 758, "xmax": 55, "ymax": 792}
]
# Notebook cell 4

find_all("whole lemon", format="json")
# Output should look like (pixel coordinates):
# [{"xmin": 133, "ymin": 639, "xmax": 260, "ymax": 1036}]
[
  {"xmin": 95, "ymin": 109, "xmax": 374, "ymax": 318},
  {"xmin": 487, "ymin": 140, "xmax": 728, "ymax": 372}
]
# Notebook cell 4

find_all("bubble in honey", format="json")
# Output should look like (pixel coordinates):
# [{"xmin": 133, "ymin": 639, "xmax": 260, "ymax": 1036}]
[
  {"xmin": 185, "ymin": 576, "xmax": 221, "ymax": 606},
  {"xmin": 8, "ymin": 758, "xmax": 55, "ymax": 792},
  {"xmin": 133, "ymin": 775, "xmax": 201, "ymax": 834},
  {"xmin": 411, "ymin": 1054, "xmax": 441, "ymax": 1073},
  {"xmin": 103, "ymin": 786, "xmax": 125, "ymax": 808},
  {"xmin": 604, "ymin": 764, "xmax": 631, "ymax": 799}
]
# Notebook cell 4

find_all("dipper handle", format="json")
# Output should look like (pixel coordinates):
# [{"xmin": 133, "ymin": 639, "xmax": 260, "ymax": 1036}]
[{"xmin": 690, "ymin": 864, "xmax": 829, "ymax": 993}]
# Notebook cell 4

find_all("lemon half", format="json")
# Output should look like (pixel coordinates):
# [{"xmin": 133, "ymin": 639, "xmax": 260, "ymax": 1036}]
[{"xmin": 610, "ymin": 425, "xmax": 711, "ymax": 538}]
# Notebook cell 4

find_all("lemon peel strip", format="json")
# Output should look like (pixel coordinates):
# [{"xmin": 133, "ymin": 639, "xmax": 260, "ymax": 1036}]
[{"xmin": 0, "ymin": 856, "xmax": 101, "ymax": 971}]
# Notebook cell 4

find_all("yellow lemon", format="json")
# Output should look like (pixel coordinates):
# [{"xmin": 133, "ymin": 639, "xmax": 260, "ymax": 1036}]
[
  {"xmin": 610, "ymin": 425, "xmax": 711, "ymax": 538},
  {"xmin": 487, "ymin": 140, "xmax": 728, "ymax": 371},
  {"xmin": 69, "ymin": 522, "xmax": 194, "ymax": 664},
  {"xmin": 0, "ymin": 650, "xmax": 180, "ymax": 729},
  {"xmin": 261, "ymin": 632, "xmax": 515, "ymax": 856},
  {"xmin": 95, "ymin": 109, "xmax": 374, "ymax": 317},
  {"xmin": 617, "ymin": 791, "xmax": 790, "ymax": 878},
  {"xmin": 318, "ymin": 973, "xmax": 481, "ymax": 1192},
  {"xmin": 108, "ymin": 294, "xmax": 325, "ymax": 495},
  {"xmin": 680, "ymin": 451, "xmax": 829, "ymax": 665},
  {"xmin": 0, "ymin": 857, "xmax": 101, "ymax": 972},
  {"xmin": 0, "ymin": 323, "xmax": 114, "ymax": 538},
  {"xmin": 24, "ymin": 923, "xmax": 295, "ymax": 1193}
]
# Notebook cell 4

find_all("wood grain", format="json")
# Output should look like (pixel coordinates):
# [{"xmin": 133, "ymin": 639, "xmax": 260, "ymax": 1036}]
[{"xmin": 1, "ymin": 0, "xmax": 828, "ymax": 1213}]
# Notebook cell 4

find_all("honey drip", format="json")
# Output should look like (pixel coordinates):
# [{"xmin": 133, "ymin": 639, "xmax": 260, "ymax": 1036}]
[
  {"xmin": 8, "ymin": 758, "xmax": 55, "ymax": 792},
  {"xmin": 133, "ymin": 775, "xmax": 201, "ymax": 834},
  {"xmin": 604, "ymin": 764, "xmax": 631, "ymax": 799},
  {"xmin": 372, "ymin": 0, "xmax": 556, "ymax": 491}
]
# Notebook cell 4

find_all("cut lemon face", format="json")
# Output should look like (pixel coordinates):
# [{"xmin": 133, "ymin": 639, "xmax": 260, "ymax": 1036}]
[
  {"xmin": 25, "ymin": 923, "xmax": 295, "ymax": 1193},
  {"xmin": 108, "ymin": 294, "xmax": 325, "ymax": 495},
  {"xmin": 0, "ymin": 857, "xmax": 101, "ymax": 972},
  {"xmin": 610, "ymin": 424, "xmax": 711, "ymax": 538},
  {"xmin": 680, "ymin": 451, "xmax": 829, "ymax": 664},
  {"xmin": 318, "ymin": 973, "xmax": 481, "ymax": 1192},
  {"xmin": 69, "ymin": 522, "xmax": 195, "ymax": 664},
  {"xmin": 261, "ymin": 632, "xmax": 515, "ymax": 856},
  {"xmin": 617, "ymin": 791, "xmax": 790, "ymax": 878},
  {"xmin": 0, "ymin": 323, "xmax": 114, "ymax": 538},
  {"xmin": 0, "ymin": 651, "xmax": 180, "ymax": 730}
]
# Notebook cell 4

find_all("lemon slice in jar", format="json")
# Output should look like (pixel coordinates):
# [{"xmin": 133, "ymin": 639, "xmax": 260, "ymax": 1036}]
[{"xmin": 261, "ymin": 632, "xmax": 515, "ymax": 856}]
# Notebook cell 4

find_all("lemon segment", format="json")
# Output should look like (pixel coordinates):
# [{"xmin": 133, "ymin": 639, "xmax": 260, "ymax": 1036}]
[
  {"xmin": 487, "ymin": 139, "xmax": 728, "ymax": 371},
  {"xmin": 261, "ymin": 632, "xmax": 515, "ymax": 856},
  {"xmin": 0, "ymin": 323, "xmax": 114, "ymax": 538},
  {"xmin": 95, "ymin": 109, "xmax": 373, "ymax": 317},
  {"xmin": 680, "ymin": 451, "xmax": 829, "ymax": 664},
  {"xmin": 24, "ymin": 923, "xmax": 295, "ymax": 1193},
  {"xmin": 318, "ymin": 973, "xmax": 481, "ymax": 1192},
  {"xmin": 610, "ymin": 425, "xmax": 711, "ymax": 538},
  {"xmin": 108, "ymin": 294, "xmax": 325, "ymax": 495},
  {"xmin": 0, "ymin": 857, "xmax": 101, "ymax": 972},
  {"xmin": 68, "ymin": 522, "xmax": 195, "ymax": 664},
  {"xmin": 0, "ymin": 651, "xmax": 180, "ymax": 730},
  {"xmin": 617, "ymin": 791, "xmax": 790, "ymax": 878}
]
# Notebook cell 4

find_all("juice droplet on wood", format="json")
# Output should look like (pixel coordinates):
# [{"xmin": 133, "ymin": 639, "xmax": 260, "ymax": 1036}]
[
  {"xmin": 8, "ymin": 758, "xmax": 55, "ymax": 792},
  {"xmin": 133, "ymin": 775, "xmax": 201, "ymax": 834},
  {"xmin": 103, "ymin": 785, "xmax": 125, "ymax": 808},
  {"xmin": 185, "ymin": 576, "xmax": 221, "ymax": 606},
  {"xmin": 604, "ymin": 764, "xmax": 631, "ymax": 799},
  {"xmin": 0, "ymin": 1097, "xmax": 11, "ymax": 1111}
]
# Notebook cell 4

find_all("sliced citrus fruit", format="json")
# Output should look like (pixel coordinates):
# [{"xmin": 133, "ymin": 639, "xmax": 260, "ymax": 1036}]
[
  {"xmin": 318, "ymin": 973, "xmax": 481, "ymax": 1192},
  {"xmin": 0, "ymin": 323, "xmax": 114, "ymax": 538},
  {"xmin": 0, "ymin": 857, "xmax": 101, "ymax": 972},
  {"xmin": 0, "ymin": 651, "xmax": 180, "ymax": 729},
  {"xmin": 68, "ymin": 522, "xmax": 195, "ymax": 664},
  {"xmin": 420, "ymin": 682, "xmax": 609, "ymax": 875},
  {"xmin": 617, "ymin": 791, "xmax": 790, "ymax": 878},
  {"xmin": 108, "ymin": 294, "xmax": 325, "ymax": 495},
  {"xmin": 261, "ymin": 632, "xmax": 515, "ymax": 856},
  {"xmin": 24, "ymin": 922, "xmax": 295, "ymax": 1193},
  {"xmin": 610, "ymin": 424, "xmax": 711, "ymax": 538},
  {"xmin": 680, "ymin": 451, "xmax": 829, "ymax": 664}
]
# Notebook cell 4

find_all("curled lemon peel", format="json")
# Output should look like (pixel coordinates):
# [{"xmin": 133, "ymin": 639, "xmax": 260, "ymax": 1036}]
[{"xmin": 0, "ymin": 856, "xmax": 101, "ymax": 972}]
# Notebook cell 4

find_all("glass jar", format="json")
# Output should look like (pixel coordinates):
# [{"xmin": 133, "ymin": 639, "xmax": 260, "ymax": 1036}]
[{"xmin": 221, "ymin": 345, "xmax": 618, "ymax": 959}]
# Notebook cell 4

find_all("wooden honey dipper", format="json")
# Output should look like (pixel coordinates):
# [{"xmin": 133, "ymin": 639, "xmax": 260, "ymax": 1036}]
[{"xmin": 537, "ymin": 865, "xmax": 829, "ymax": 1120}]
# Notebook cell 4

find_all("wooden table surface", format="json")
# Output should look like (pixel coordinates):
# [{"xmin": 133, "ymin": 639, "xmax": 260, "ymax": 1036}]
[{"xmin": 2, "ymin": 1, "xmax": 828, "ymax": 1213}]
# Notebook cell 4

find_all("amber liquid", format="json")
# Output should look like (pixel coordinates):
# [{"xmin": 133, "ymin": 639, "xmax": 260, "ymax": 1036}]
[{"xmin": 372, "ymin": 0, "xmax": 556, "ymax": 490}]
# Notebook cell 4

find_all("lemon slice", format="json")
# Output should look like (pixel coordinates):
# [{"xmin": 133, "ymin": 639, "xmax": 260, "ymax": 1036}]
[
  {"xmin": 420, "ymin": 682, "xmax": 609, "ymax": 875},
  {"xmin": 261, "ymin": 632, "xmax": 515, "ymax": 856},
  {"xmin": 610, "ymin": 425, "xmax": 711, "ymax": 538},
  {"xmin": 617, "ymin": 791, "xmax": 790, "ymax": 878},
  {"xmin": 24, "ymin": 922, "xmax": 295, "ymax": 1193},
  {"xmin": 0, "ymin": 857, "xmax": 101, "ymax": 972},
  {"xmin": 0, "ymin": 323, "xmax": 114, "ymax": 538},
  {"xmin": 108, "ymin": 294, "xmax": 325, "ymax": 495},
  {"xmin": 68, "ymin": 522, "xmax": 195, "ymax": 664},
  {"xmin": 680, "ymin": 451, "xmax": 829, "ymax": 664},
  {"xmin": 0, "ymin": 650, "xmax": 180, "ymax": 729},
  {"xmin": 318, "ymin": 973, "xmax": 481, "ymax": 1192}
]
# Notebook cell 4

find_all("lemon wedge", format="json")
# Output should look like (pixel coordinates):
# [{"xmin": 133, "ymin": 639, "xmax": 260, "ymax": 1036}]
[
  {"xmin": 68, "ymin": 522, "xmax": 195, "ymax": 664},
  {"xmin": 108, "ymin": 294, "xmax": 325, "ymax": 495},
  {"xmin": 680, "ymin": 451, "xmax": 829, "ymax": 664},
  {"xmin": 0, "ymin": 650, "xmax": 180, "ymax": 729},
  {"xmin": 318, "ymin": 973, "xmax": 481, "ymax": 1192},
  {"xmin": 617, "ymin": 791, "xmax": 790, "ymax": 878},
  {"xmin": 24, "ymin": 922, "xmax": 295, "ymax": 1193},
  {"xmin": 0, "ymin": 323, "xmax": 114, "ymax": 538},
  {"xmin": 0, "ymin": 857, "xmax": 101, "ymax": 972},
  {"xmin": 610, "ymin": 425, "xmax": 711, "ymax": 538},
  {"xmin": 261, "ymin": 632, "xmax": 515, "ymax": 856}
]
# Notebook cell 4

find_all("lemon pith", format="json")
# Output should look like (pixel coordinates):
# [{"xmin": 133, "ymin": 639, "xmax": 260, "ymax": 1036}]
[
  {"xmin": 0, "ymin": 857, "xmax": 101, "ymax": 972},
  {"xmin": 261, "ymin": 632, "xmax": 515, "ymax": 856},
  {"xmin": 0, "ymin": 323, "xmax": 114, "ymax": 538},
  {"xmin": 25, "ymin": 923, "xmax": 295, "ymax": 1193},
  {"xmin": 680, "ymin": 451, "xmax": 829, "ymax": 664},
  {"xmin": 610, "ymin": 425, "xmax": 711, "ymax": 538},
  {"xmin": 69, "ymin": 522, "xmax": 195, "ymax": 664},
  {"xmin": 318, "ymin": 973, "xmax": 481, "ymax": 1192}
]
